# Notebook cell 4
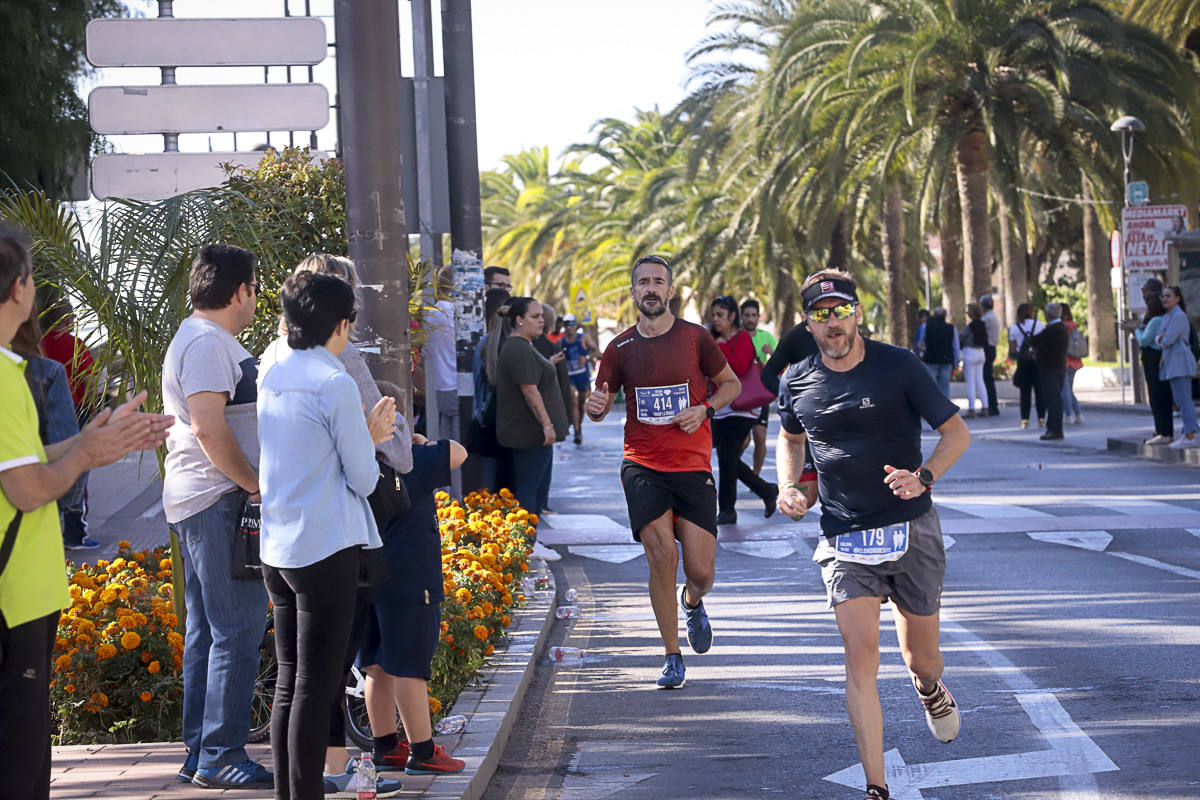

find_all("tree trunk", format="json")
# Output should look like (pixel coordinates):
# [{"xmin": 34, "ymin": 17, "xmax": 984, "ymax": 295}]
[
  {"xmin": 956, "ymin": 128, "xmax": 991, "ymax": 306},
  {"xmin": 995, "ymin": 185, "xmax": 1027, "ymax": 326},
  {"xmin": 940, "ymin": 183, "xmax": 965, "ymax": 326},
  {"xmin": 1082, "ymin": 175, "xmax": 1117, "ymax": 361},
  {"xmin": 829, "ymin": 207, "xmax": 847, "ymax": 268},
  {"xmin": 883, "ymin": 182, "xmax": 907, "ymax": 346}
]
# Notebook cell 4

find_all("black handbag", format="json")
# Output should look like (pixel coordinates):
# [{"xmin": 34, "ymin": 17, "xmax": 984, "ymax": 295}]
[
  {"xmin": 367, "ymin": 459, "xmax": 411, "ymax": 538},
  {"xmin": 231, "ymin": 493, "xmax": 263, "ymax": 579}
]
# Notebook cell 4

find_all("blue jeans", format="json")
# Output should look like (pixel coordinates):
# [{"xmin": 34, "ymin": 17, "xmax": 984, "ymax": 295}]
[
  {"xmin": 505, "ymin": 445, "xmax": 553, "ymax": 514},
  {"xmin": 172, "ymin": 491, "xmax": 269, "ymax": 770},
  {"xmin": 1168, "ymin": 376, "xmax": 1200, "ymax": 435},
  {"xmin": 925, "ymin": 363, "xmax": 952, "ymax": 398},
  {"xmin": 1061, "ymin": 367, "xmax": 1081, "ymax": 418}
]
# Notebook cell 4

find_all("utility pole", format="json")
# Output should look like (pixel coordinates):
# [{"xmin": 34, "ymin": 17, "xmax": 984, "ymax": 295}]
[
  {"xmin": 334, "ymin": 0, "xmax": 410, "ymax": 402},
  {"xmin": 442, "ymin": 0, "xmax": 486, "ymax": 488}
]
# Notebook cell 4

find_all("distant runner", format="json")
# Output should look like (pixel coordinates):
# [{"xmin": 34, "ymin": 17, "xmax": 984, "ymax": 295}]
[
  {"xmin": 586, "ymin": 255, "xmax": 740, "ymax": 689},
  {"xmin": 775, "ymin": 270, "xmax": 970, "ymax": 800},
  {"xmin": 560, "ymin": 314, "xmax": 599, "ymax": 445}
]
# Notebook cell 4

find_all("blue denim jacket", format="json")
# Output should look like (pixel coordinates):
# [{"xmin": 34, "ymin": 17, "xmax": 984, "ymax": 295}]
[
  {"xmin": 1156, "ymin": 306, "xmax": 1198, "ymax": 381},
  {"xmin": 257, "ymin": 345, "xmax": 382, "ymax": 569},
  {"xmin": 25, "ymin": 355, "xmax": 84, "ymax": 508}
]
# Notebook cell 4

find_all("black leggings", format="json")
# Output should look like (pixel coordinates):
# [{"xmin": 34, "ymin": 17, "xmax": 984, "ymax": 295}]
[
  {"xmin": 0, "ymin": 612, "xmax": 56, "ymax": 800},
  {"xmin": 328, "ymin": 587, "xmax": 372, "ymax": 748},
  {"xmin": 1017, "ymin": 364, "xmax": 1046, "ymax": 422},
  {"xmin": 711, "ymin": 415, "xmax": 775, "ymax": 515},
  {"xmin": 265, "ymin": 548, "xmax": 359, "ymax": 800},
  {"xmin": 1142, "ymin": 349, "xmax": 1175, "ymax": 437}
]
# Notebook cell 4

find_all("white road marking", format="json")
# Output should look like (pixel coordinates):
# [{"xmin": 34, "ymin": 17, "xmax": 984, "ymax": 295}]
[
  {"xmin": 721, "ymin": 540, "xmax": 796, "ymax": 559},
  {"xmin": 938, "ymin": 500, "xmax": 1054, "ymax": 519},
  {"xmin": 566, "ymin": 545, "xmax": 644, "ymax": 564},
  {"xmin": 138, "ymin": 499, "xmax": 164, "ymax": 519},
  {"xmin": 1187, "ymin": 528, "xmax": 1200, "ymax": 539},
  {"xmin": 824, "ymin": 620, "xmax": 1119, "ymax": 798},
  {"xmin": 720, "ymin": 681, "xmax": 844, "ymax": 696},
  {"xmin": 942, "ymin": 534, "xmax": 957, "ymax": 549},
  {"xmin": 1106, "ymin": 551, "xmax": 1200, "ymax": 580},
  {"xmin": 1095, "ymin": 498, "xmax": 1191, "ymax": 516},
  {"xmin": 1027, "ymin": 530, "xmax": 1113, "ymax": 552}
]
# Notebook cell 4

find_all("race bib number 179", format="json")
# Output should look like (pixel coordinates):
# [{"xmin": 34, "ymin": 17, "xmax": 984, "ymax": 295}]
[
  {"xmin": 833, "ymin": 522, "xmax": 910, "ymax": 565},
  {"xmin": 634, "ymin": 383, "xmax": 690, "ymax": 425}
]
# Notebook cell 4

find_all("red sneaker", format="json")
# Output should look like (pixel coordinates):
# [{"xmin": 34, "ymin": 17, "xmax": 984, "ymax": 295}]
[
  {"xmin": 404, "ymin": 745, "xmax": 465, "ymax": 775},
  {"xmin": 374, "ymin": 740, "xmax": 410, "ymax": 771}
]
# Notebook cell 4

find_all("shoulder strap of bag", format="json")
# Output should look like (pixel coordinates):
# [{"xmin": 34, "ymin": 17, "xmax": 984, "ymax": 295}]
[{"xmin": 0, "ymin": 510, "xmax": 24, "ymax": 579}]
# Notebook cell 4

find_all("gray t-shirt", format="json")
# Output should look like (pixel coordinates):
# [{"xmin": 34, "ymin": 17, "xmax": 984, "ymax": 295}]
[{"xmin": 162, "ymin": 317, "xmax": 260, "ymax": 524}]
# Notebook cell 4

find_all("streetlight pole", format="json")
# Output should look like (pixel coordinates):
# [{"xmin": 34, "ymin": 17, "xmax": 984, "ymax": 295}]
[{"xmin": 1110, "ymin": 116, "xmax": 1145, "ymax": 406}]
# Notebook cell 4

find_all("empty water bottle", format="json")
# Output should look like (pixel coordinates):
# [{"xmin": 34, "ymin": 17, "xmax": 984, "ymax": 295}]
[
  {"xmin": 555, "ymin": 605, "xmax": 582, "ymax": 619},
  {"xmin": 564, "ymin": 588, "xmax": 577, "ymax": 602},
  {"xmin": 434, "ymin": 714, "xmax": 468, "ymax": 735},
  {"xmin": 533, "ymin": 561, "xmax": 552, "ymax": 591},
  {"xmin": 548, "ymin": 646, "xmax": 585, "ymax": 662},
  {"xmin": 355, "ymin": 753, "xmax": 376, "ymax": 800}
]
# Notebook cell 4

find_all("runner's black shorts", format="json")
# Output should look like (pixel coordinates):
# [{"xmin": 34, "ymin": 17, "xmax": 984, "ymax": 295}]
[
  {"xmin": 756, "ymin": 404, "xmax": 771, "ymax": 426},
  {"xmin": 620, "ymin": 459, "xmax": 718, "ymax": 541}
]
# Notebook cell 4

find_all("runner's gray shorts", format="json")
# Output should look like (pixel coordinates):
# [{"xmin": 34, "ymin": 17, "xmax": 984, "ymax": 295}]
[{"xmin": 812, "ymin": 506, "xmax": 946, "ymax": 616}]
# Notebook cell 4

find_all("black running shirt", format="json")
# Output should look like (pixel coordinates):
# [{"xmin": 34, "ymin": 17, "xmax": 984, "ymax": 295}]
[{"xmin": 778, "ymin": 339, "xmax": 958, "ymax": 536}]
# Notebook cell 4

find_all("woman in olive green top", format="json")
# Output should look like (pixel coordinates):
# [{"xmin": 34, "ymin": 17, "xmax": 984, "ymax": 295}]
[{"xmin": 494, "ymin": 297, "xmax": 568, "ymax": 516}]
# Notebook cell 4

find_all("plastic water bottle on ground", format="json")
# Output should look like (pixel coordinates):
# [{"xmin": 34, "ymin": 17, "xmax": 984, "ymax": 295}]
[
  {"xmin": 434, "ymin": 714, "xmax": 468, "ymax": 735},
  {"xmin": 548, "ymin": 646, "xmax": 585, "ymax": 662},
  {"xmin": 564, "ymin": 587, "xmax": 577, "ymax": 602},
  {"xmin": 533, "ymin": 559, "xmax": 552, "ymax": 591},
  {"xmin": 555, "ymin": 605, "xmax": 582, "ymax": 619},
  {"xmin": 355, "ymin": 753, "xmax": 376, "ymax": 800}
]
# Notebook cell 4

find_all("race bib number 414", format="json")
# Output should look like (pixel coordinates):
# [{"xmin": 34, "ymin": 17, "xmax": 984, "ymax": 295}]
[
  {"xmin": 635, "ymin": 383, "xmax": 690, "ymax": 425},
  {"xmin": 833, "ymin": 522, "xmax": 909, "ymax": 565}
]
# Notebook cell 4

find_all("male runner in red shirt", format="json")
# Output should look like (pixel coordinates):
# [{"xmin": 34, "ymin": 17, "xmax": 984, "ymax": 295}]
[{"xmin": 585, "ymin": 255, "xmax": 741, "ymax": 688}]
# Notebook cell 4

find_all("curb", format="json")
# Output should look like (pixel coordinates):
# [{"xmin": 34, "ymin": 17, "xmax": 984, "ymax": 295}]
[
  {"xmin": 1107, "ymin": 435, "xmax": 1200, "ymax": 468},
  {"xmin": 417, "ymin": 572, "xmax": 556, "ymax": 800}
]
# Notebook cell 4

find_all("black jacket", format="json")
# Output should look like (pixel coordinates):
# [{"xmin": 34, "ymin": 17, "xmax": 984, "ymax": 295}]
[
  {"xmin": 1031, "ymin": 321, "xmax": 1069, "ymax": 372},
  {"xmin": 922, "ymin": 318, "xmax": 956, "ymax": 365}
]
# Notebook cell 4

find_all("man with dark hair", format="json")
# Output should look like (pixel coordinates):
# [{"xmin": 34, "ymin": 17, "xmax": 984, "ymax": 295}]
[
  {"xmin": 978, "ymin": 295, "xmax": 1000, "ymax": 415},
  {"xmin": 483, "ymin": 266, "xmax": 512, "ymax": 292},
  {"xmin": 739, "ymin": 298, "xmax": 777, "ymax": 475},
  {"xmin": 917, "ymin": 308, "xmax": 959, "ymax": 398},
  {"xmin": 776, "ymin": 269, "xmax": 970, "ymax": 800},
  {"xmin": 162, "ymin": 244, "xmax": 273, "ymax": 790},
  {"xmin": 0, "ymin": 224, "xmax": 171, "ymax": 800},
  {"xmin": 1031, "ymin": 302, "xmax": 1070, "ymax": 441},
  {"xmin": 586, "ymin": 254, "xmax": 741, "ymax": 689}
]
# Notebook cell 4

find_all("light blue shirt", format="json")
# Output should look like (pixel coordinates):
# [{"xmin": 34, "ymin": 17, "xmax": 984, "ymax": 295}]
[
  {"xmin": 1134, "ymin": 315, "xmax": 1164, "ymax": 350},
  {"xmin": 257, "ymin": 345, "xmax": 382, "ymax": 569}
]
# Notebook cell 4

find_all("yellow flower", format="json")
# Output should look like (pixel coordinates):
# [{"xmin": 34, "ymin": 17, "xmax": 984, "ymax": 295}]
[
  {"xmin": 140, "ymin": 690, "xmax": 153, "ymax": 702},
  {"xmin": 119, "ymin": 615, "xmax": 140, "ymax": 629},
  {"xmin": 473, "ymin": 624, "xmax": 489, "ymax": 641},
  {"xmin": 500, "ymin": 614, "xmax": 511, "ymax": 627},
  {"xmin": 96, "ymin": 643, "xmax": 118, "ymax": 660},
  {"xmin": 120, "ymin": 631, "xmax": 141, "ymax": 650},
  {"xmin": 74, "ymin": 633, "xmax": 93, "ymax": 647},
  {"xmin": 55, "ymin": 654, "xmax": 71, "ymax": 671},
  {"xmin": 118, "ymin": 540, "xmax": 131, "ymax": 550},
  {"xmin": 440, "ymin": 621, "xmax": 449, "ymax": 634},
  {"xmin": 481, "ymin": 601, "xmax": 494, "ymax": 615},
  {"xmin": 159, "ymin": 558, "xmax": 173, "ymax": 570},
  {"xmin": 483, "ymin": 644, "xmax": 494, "ymax": 656},
  {"xmin": 167, "ymin": 631, "xmax": 184, "ymax": 648},
  {"xmin": 455, "ymin": 588, "xmax": 472, "ymax": 605},
  {"xmin": 444, "ymin": 634, "xmax": 454, "ymax": 645},
  {"xmin": 94, "ymin": 692, "xmax": 109, "ymax": 707},
  {"xmin": 148, "ymin": 660, "xmax": 161, "ymax": 674},
  {"xmin": 64, "ymin": 683, "xmax": 76, "ymax": 694},
  {"xmin": 428, "ymin": 696, "xmax": 443, "ymax": 714}
]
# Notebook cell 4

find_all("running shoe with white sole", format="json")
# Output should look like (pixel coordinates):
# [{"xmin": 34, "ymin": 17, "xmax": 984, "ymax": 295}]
[
  {"xmin": 405, "ymin": 745, "xmax": 466, "ymax": 775},
  {"xmin": 656, "ymin": 653, "xmax": 685, "ymax": 689},
  {"xmin": 324, "ymin": 761, "xmax": 404, "ymax": 798},
  {"xmin": 531, "ymin": 540, "xmax": 562, "ymax": 562},
  {"xmin": 192, "ymin": 759, "xmax": 273, "ymax": 789},
  {"xmin": 862, "ymin": 784, "xmax": 889, "ymax": 800},
  {"xmin": 680, "ymin": 586, "xmax": 712, "ymax": 654},
  {"xmin": 914, "ymin": 677, "xmax": 960, "ymax": 743}
]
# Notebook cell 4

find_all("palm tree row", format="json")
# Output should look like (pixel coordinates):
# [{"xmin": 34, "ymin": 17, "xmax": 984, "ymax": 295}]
[{"xmin": 483, "ymin": 0, "xmax": 1200, "ymax": 358}]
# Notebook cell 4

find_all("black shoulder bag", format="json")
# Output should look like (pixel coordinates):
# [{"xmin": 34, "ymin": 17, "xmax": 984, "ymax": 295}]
[{"xmin": 0, "ymin": 510, "xmax": 25, "ymax": 667}]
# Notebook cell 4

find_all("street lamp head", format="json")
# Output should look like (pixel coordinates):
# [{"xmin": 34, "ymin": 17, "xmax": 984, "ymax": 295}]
[{"xmin": 1110, "ymin": 116, "xmax": 1146, "ymax": 133}]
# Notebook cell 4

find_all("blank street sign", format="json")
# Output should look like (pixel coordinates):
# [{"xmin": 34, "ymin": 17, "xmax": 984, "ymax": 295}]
[
  {"xmin": 89, "ymin": 84, "xmax": 329, "ymax": 135},
  {"xmin": 86, "ymin": 17, "xmax": 328, "ymax": 67},
  {"xmin": 93, "ymin": 152, "xmax": 266, "ymax": 200}
]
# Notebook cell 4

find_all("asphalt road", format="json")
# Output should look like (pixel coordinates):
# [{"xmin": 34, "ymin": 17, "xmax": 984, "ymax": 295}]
[{"xmin": 482, "ymin": 405, "xmax": 1200, "ymax": 800}]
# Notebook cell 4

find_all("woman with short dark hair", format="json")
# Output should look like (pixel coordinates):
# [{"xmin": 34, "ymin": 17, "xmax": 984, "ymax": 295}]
[{"xmin": 257, "ymin": 271, "xmax": 398, "ymax": 800}]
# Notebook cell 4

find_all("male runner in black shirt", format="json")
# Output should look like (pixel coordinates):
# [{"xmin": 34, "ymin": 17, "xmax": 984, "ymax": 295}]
[{"xmin": 775, "ymin": 269, "xmax": 971, "ymax": 800}]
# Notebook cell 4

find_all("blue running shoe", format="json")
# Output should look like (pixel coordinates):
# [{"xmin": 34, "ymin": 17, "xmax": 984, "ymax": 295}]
[
  {"xmin": 681, "ymin": 586, "xmax": 713, "ymax": 654},
  {"xmin": 64, "ymin": 537, "xmax": 100, "ymax": 551},
  {"xmin": 177, "ymin": 750, "xmax": 198, "ymax": 783},
  {"xmin": 656, "ymin": 653, "xmax": 686, "ymax": 689},
  {"xmin": 192, "ymin": 759, "xmax": 273, "ymax": 790}
]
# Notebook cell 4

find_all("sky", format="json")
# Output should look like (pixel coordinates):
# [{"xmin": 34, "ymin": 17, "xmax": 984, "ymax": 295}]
[{"xmin": 95, "ymin": 0, "xmax": 714, "ymax": 173}]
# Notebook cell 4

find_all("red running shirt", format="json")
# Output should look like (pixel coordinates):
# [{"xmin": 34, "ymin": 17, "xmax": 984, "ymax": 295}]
[
  {"xmin": 41, "ymin": 330, "xmax": 96, "ymax": 407},
  {"xmin": 595, "ymin": 318, "xmax": 728, "ymax": 473}
]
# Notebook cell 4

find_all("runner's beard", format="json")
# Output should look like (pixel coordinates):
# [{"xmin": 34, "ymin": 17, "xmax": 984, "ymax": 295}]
[
  {"xmin": 816, "ymin": 325, "xmax": 856, "ymax": 360},
  {"xmin": 636, "ymin": 294, "xmax": 666, "ymax": 318}
]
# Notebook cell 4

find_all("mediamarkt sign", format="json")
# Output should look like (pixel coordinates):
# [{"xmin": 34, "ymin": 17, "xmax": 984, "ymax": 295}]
[{"xmin": 1121, "ymin": 204, "xmax": 1188, "ymax": 272}]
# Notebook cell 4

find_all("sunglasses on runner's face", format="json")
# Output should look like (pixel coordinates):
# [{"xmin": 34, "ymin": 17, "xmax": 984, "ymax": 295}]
[{"xmin": 807, "ymin": 302, "xmax": 857, "ymax": 323}]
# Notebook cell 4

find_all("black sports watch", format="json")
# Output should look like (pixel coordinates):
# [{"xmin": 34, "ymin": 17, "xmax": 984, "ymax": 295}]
[
  {"xmin": 703, "ymin": 402, "xmax": 715, "ymax": 419},
  {"xmin": 916, "ymin": 467, "xmax": 935, "ymax": 487}
]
